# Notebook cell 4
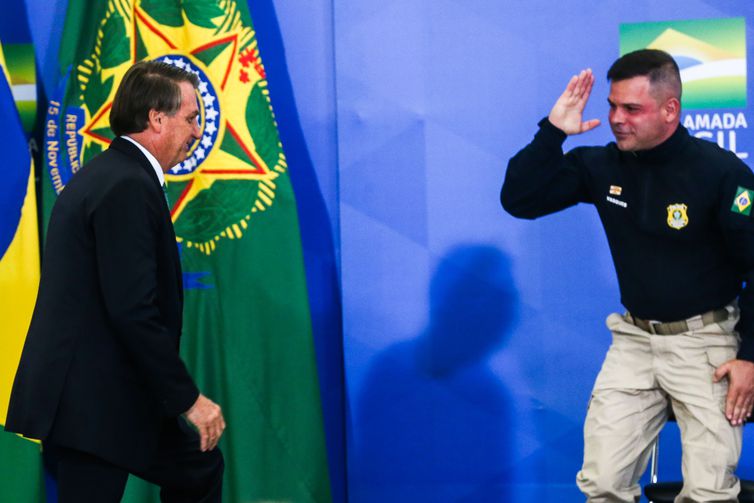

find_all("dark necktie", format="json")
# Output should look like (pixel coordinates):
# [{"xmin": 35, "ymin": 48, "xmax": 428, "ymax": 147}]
[{"xmin": 162, "ymin": 182, "xmax": 170, "ymax": 209}]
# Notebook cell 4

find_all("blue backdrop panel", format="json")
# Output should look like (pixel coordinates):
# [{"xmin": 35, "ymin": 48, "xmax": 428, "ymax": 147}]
[{"xmin": 336, "ymin": 0, "xmax": 754, "ymax": 501}]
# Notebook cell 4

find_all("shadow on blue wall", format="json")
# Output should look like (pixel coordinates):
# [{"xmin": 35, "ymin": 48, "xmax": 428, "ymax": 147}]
[{"xmin": 351, "ymin": 245, "xmax": 518, "ymax": 501}]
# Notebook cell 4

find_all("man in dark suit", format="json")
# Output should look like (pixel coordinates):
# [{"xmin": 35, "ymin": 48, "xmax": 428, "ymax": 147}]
[{"xmin": 5, "ymin": 61, "xmax": 226, "ymax": 502}]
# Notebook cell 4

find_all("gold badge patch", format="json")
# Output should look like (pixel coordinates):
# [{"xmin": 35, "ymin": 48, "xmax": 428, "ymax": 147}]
[{"xmin": 667, "ymin": 203, "xmax": 689, "ymax": 230}]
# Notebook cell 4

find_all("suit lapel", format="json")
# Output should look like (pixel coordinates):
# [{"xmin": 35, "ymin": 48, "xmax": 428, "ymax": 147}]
[{"xmin": 108, "ymin": 138, "xmax": 184, "ymax": 300}]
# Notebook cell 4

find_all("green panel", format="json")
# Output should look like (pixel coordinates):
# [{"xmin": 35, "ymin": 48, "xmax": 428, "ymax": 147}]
[
  {"xmin": 180, "ymin": 180, "xmax": 332, "ymax": 501},
  {"xmin": 82, "ymin": 141, "xmax": 104, "ymax": 165},
  {"xmin": 193, "ymin": 40, "xmax": 231, "ymax": 68},
  {"xmin": 3, "ymin": 44, "xmax": 37, "ymax": 135},
  {"xmin": 139, "ymin": 0, "xmax": 183, "ymax": 28},
  {"xmin": 3, "ymin": 44, "xmax": 35, "ymax": 85},
  {"xmin": 183, "ymin": 0, "xmax": 224, "ymax": 29},
  {"xmin": 122, "ymin": 475, "xmax": 160, "ymax": 503},
  {"xmin": 135, "ymin": 25, "xmax": 149, "ymax": 62},
  {"xmin": 246, "ymin": 83, "xmax": 283, "ymax": 169},
  {"xmin": 0, "ymin": 432, "xmax": 44, "ymax": 502},
  {"xmin": 219, "ymin": 126, "xmax": 250, "ymax": 163},
  {"xmin": 172, "ymin": 179, "xmax": 258, "ymax": 242},
  {"xmin": 16, "ymin": 101, "xmax": 36, "ymax": 134}
]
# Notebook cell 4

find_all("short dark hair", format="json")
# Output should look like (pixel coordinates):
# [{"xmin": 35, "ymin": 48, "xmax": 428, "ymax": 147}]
[
  {"xmin": 110, "ymin": 61, "xmax": 200, "ymax": 136},
  {"xmin": 607, "ymin": 49, "xmax": 682, "ymax": 100}
]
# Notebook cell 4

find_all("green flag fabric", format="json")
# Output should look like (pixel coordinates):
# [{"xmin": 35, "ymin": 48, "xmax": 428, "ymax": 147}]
[{"xmin": 44, "ymin": 1, "xmax": 331, "ymax": 501}]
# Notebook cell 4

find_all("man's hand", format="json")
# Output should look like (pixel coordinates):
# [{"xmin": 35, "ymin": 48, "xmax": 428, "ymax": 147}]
[
  {"xmin": 714, "ymin": 359, "xmax": 754, "ymax": 426},
  {"xmin": 548, "ymin": 68, "xmax": 601, "ymax": 136},
  {"xmin": 184, "ymin": 393, "xmax": 226, "ymax": 451}
]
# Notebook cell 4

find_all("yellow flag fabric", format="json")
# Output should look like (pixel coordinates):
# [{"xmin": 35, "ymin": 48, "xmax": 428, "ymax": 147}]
[
  {"xmin": 0, "ymin": 166, "xmax": 39, "ymax": 425},
  {"xmin": 0, "ymin": 41, "xmax": 40, "ymax": 429}
]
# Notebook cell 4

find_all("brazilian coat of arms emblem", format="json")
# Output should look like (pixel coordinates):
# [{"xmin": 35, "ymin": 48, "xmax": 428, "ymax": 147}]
[{"xmin": 44, "ymin": 0, "xmax": 286, "ymax": 255}]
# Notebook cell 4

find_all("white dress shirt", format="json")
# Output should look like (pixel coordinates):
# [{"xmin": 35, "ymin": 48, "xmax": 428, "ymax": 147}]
[{"xmin": 122, "ymin": 135, "xmax": 166, "ymax": 187}]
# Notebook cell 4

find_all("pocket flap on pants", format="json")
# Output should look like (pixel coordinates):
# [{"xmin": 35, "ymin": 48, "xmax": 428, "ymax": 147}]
[{"xmin": 706, "ymin": 346, "xmax": 736, "ymax": 367}]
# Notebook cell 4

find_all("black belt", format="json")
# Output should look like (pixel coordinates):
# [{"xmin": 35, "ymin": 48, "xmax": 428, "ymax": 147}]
[{"xmin": 625, "ymin": 308, "xmax": 730, "ymax": 335}]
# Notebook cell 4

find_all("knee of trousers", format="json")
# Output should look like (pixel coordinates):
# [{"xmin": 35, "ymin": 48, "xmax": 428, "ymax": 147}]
[
  {"xmin": 577, "ymin": 464, "xmax": 640, "ymax": 501},
  {"xmin": 677, "ymin": 449, "xmax": 739, "ymax": 500}
]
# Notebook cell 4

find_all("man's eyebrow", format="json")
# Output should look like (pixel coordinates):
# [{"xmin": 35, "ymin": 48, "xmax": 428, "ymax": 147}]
[{"xmin": 606, "ymin": 98, "xmax": 641, "ymax": 107}]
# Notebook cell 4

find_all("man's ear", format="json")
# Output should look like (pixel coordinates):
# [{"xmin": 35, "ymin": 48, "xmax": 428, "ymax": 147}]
[
  {"xmin": 147, "ymin": 109, "xmax": 163, "ymax": 132},
  {"xmin": 664, "ymin": 97, "xmax": 680, "ymax": 123}
]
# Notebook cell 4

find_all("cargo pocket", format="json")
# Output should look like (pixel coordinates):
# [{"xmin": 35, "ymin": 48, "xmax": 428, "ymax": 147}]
[{"xmin": 706, "ymin": 345, "xmax": 737, "ymax": 410}]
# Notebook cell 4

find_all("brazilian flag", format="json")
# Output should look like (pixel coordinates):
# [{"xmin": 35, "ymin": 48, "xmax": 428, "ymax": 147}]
[
  {"xmin": 43, "ymin": 0, "xmax": 332, "ymax": 501},
  {"xmin": 0, "ymin": 40, "xmax": 45, "ymax": 502}
]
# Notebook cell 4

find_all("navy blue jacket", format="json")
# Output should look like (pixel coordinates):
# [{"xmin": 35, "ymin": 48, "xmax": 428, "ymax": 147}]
[{"xmin": 502, "ymin": 119, "xmax": 754, "ymax": 361}]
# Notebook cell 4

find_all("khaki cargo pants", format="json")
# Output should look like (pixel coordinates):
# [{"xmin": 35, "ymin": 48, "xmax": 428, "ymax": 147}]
[{"xmin": 576, "ymin": 310, "xmax": 742, "ymax": 503}]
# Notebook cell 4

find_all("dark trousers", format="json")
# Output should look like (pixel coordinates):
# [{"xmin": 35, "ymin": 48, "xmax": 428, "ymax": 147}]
[{"xmin": 45, "ymin": 419, "xmax": 224, "ymax": 503}]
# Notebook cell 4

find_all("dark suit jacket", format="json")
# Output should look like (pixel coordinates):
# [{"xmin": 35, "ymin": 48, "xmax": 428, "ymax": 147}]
[{"xmin": 5, "ymin": 137, "xmax": 199, "ymax": 471}]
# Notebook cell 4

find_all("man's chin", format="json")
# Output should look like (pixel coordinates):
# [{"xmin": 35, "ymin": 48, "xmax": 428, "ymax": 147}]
[
  {"xmin": 171, "ymin": 154, "xmax": 189, "ymax": 169},
  {"xmin": 615, "ymin": 139, "xmax": 635, "ymax": 152}
]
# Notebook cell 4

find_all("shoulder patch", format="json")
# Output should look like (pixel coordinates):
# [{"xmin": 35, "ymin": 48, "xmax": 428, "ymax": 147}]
[{"xmin": 732, "ymin": 186, "xmax": 753, "ymax": 216}]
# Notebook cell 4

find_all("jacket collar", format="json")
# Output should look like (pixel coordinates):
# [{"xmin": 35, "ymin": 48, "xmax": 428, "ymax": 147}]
[
  {"xmin": 108, "ymin": 137, "xmax": 163, "ymax": 188},
  {"xmin": 618, "ymin": 123, "xmax": 688, "ymax": 164},
  {"xmin": 121, "ymin": 136, "xmax": 166, "ymax": 186}
]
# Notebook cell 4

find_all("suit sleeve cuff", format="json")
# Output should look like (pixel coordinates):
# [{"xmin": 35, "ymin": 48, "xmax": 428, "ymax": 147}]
[{"xmin": 163, "ymin": 385, "xmax": 200, "ymax": 417}]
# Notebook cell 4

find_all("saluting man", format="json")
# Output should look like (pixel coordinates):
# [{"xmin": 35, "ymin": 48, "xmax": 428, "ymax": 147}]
[{"xmin": 503, "ymin": 49, "xmax": 754, "ymax": 502}]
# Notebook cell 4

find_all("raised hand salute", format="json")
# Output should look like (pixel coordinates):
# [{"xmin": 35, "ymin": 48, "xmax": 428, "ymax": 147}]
[{"xmin": 548, "ymin": 68, "xmax": 601, "ymax": 135}]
